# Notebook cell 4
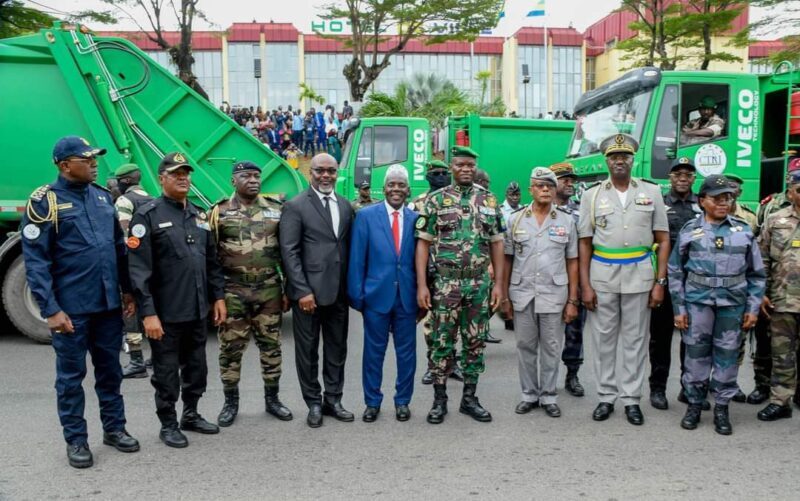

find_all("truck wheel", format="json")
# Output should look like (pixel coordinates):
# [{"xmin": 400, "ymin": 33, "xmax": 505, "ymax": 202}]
[{"xmin": 2, "ymin": 255, "xmax": 50, "ymax": 343}]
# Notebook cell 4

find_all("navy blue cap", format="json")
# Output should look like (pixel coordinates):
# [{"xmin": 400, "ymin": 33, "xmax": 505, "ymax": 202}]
[
  {"xmin": 158, "ymin": 152, "xmax": 194, "ymax": 174},
  {"xmin": 53, "ymin": 136, "xmax": 107, "ymax": 163},
  {"xmin": 788, "ymin": 170, "xmax": 800, "ymax": 185},
  {"xmin": 699, "ymin": 175, "xmax": 736, "ymax": 197},
  {"xmin": 232, "ymin": 161, "xmax": 261, "ymax": 174}
]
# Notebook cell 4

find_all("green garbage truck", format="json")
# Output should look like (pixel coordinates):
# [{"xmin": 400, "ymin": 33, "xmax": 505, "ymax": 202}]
[
  {"xmin": 0, "ymin": 23, "xmax": 306, "ymax": 342},
  {"xmin": 336, "ymin": 114, "xmax": 574, "ymax": 202},
  {"xmin": 565, "ymin": 64, "xmax": 800, "ymax": 208}
]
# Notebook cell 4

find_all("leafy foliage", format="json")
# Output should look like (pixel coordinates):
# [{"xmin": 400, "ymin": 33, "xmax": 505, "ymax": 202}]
[
  {"xmin": 0, "ymin": 0, "xmax": 117, "ymax": 38},
  {"xmin": 299, "ymin": 83, "xmax": 326, "ymax": 105}
]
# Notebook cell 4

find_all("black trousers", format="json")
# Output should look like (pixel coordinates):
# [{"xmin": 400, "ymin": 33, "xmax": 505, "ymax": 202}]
[
  {"xmin": 648, "ymin": 292, "xmax": 686, "ymax": 392},
  {"xmin": 148, "ymin": 319, "xmax": 208, "ymax": 424},
  {"xmin": 292, "ymin": 296, "xmax": 349, "ymax": 406}
]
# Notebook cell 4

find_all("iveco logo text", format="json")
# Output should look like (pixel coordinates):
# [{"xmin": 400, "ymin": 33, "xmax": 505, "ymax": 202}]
[
  {"xmin": 413, "ymin": 128, "xmax": 428, "ymax": 182},
  {"xmin": 736, "ymin": 89, "xmax": 759, "ymax": 168}
]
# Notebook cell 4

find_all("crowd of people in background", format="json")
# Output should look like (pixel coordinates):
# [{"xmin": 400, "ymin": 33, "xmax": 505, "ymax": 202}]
[{"xmin": 218, "ymin": 102, "xmax": 354, "ymax": 167}]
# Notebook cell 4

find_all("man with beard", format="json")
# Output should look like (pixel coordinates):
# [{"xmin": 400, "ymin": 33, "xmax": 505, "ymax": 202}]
[{"xmin": 578, "ymin": 134, "xmax": 670, "ymax": 426}]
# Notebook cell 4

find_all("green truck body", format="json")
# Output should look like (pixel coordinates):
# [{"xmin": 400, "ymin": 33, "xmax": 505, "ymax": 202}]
[
  {"xmin": 0, "ymin": 24, "xmax": 306, "ymax": 342},
  {"xmin": 565, "ymin": 65, "xmax": 800, "ymax": 208},
  {"xmin": 337, "ymin": 114, "xmax": 574, "ymax": 202}
]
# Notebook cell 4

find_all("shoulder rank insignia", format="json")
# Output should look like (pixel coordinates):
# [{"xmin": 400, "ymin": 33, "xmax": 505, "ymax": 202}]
[{"xmin": 29, "ymin": 185, "xmax": 50, "ymax": 202}]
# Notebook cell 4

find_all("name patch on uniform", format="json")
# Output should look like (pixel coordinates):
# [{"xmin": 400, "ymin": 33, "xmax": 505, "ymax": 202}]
[
  {"xmin": 691, "ymin": 231, "xmax": 705, "ymax": 240},
  {"xmin": 158, "ymin": 221, "xmax": 173, "ymax": 229},
  {"xmin": 262, "ymin": 209, "xmax": 281, "ymax": 219},
  {"xmin": 56, "ymin": 203, "xmax": 73, "ymax": 211},
  {"xmin": 127, "ymin": 236, "xmax": 140, "ymax": 249},
  {"xmin": 548, "ymin": 225, "xmax": 567, "ymax": 237},
  {"xmin": 792, "ymin": 240, "xmax": 800, "ymax": 248},
  {"xmin": 634, "ymin": 194, "xmax": 653, "ymax": 205},
  {"xmin": 479, "ymin": 207, "xmax": 496, "ymax": 216},
  {"xmin": 437, "ymin": 207, "xmax": 459, "ymax": 216},
  {"xmin": 131, "ymin": 224, "xmax": 146, "ymax": 238},
  {"xmin": 22, "ymin": 224, "xmax": 40, "ymax": 240}
]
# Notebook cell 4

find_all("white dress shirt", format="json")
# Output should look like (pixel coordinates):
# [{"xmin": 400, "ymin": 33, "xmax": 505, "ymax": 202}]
[
  {"xmin": 311, "ymin": 186, "xmax": 339, "ymax": 237},
  {"xmin": 385, "ymin": 201, "xmax": 403, "ymax": 247}
]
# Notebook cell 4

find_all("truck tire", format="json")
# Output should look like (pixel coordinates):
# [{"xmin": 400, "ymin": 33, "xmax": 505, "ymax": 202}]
[{"xmin": 2, "ymin": 255, "xmax": 50, "ymax": 343}]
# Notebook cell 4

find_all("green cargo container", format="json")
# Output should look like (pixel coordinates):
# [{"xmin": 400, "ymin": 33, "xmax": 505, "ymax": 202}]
[{"xmin": 0, "ymin": 23, "xmax": 306, "ymax": 342}]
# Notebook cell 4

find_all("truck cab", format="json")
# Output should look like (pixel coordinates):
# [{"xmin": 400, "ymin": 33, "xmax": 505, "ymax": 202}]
[
  {"xmin": 568, "ymin": 66, "xmax": 799, "ymax": 208},
  {"xmin": 337, "ymin": 117, "xmax": 430, "ymax": 201}
]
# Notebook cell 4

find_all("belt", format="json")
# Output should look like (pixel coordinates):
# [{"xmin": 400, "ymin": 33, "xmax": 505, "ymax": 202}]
[
  {"xmin": 591, "ymin": 244, "xmax": 652, "ymax": 265},
  {"xmin": 687, "ymin": 271, "xmax": 746, "ymax": 288},
  {"xmin": 436, "ymin": 265, "xmax": 487, "ymax": 279},
  {"xmin": 226, "ymin": 270, "xmax": 276, "ymax": 284}
]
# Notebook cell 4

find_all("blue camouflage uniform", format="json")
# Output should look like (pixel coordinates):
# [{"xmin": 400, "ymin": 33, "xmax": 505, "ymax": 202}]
[
  {"xmin": 668, "ymin": 213, "xmax": 766, "ymax": 405},
  {"xmin": 21, "ymin": 139, "xmax": 130, "ymax": 446}
]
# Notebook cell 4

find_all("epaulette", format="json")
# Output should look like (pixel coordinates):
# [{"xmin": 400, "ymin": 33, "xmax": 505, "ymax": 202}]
[
  {"xmin": 29, "ymin": 184, "xmax": 51, "ymax": 203},
  {"xmin": 428, "ymin": 186, "xmax": 447, "ymax": 197},
  {"xmin": 740, "ymin": 204, "xmax": 756, "ymax": 214},
  {"xmin": 730, "ymin": 215, "xmax": 751, "ymax": 227},
  {"xmin": 91, "ymin": 182, "xmax": 111, "ymax": 193},
  {"xmin": 555, "ymin": 205, "xmax": 571, "ymax": 215},
  {"xmin": 474, "ymin": 183, "xmax": 489, "ymax": 192},
  {"xmin": 260, "ymin": 194, "xmax": 283, "ymax": 205},
  {"xmin": 138, "ymin": 200, "xmax": 158, "ymax": 214},
  {"xmin": 640, "ymin": 178, "xmax": 658, "ymax": 185},
  {"xmin": 583, "ymin": 181, "xmax": 601, "ymax": 192},
  {"xmin": 210, "ymin": 197, "xmax": 230, "ymax": 209},
  {"xmin": 760, "ymin": 195, "xmax": 773, "ymax": 205},
  {"xmin": 511, "ymin": 206, "xmax": 526, "ymax": 215}
]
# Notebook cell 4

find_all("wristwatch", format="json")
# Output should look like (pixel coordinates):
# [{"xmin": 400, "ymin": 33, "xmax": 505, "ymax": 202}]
[{"xmin": 655, "ymin": 278, "xmax": 668, "ymax": 286}]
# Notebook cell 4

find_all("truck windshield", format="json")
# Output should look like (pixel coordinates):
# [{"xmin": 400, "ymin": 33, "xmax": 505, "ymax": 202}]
[{"xmin": 567, "ymin": 89, "xmax": 653, "ymax": 158}]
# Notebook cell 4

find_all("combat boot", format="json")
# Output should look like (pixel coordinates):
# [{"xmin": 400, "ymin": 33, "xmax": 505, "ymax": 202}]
[
  {"xmin": 713, "ymin": 404, "xmax": 732, "ymax": 435},
  {"xmin": 265, "ymin": 386, "xmax": 293, "ymax": 421},
  {"xmin": 181, "ymin": 406, "xmax": 220, "ymax": 434},
  {"xmin": 680, "ymin": 404, "xmax": 702, "ymax": 430},
  {"xmin": 459, "ymin": 384, "xmax": 492, "ymax": 422},
  {"xmin": 122, "ymin": 350, "xmax": 147, "ymax": 379},
  {"xmin": 426, "ymin": 384, "xmax": 448, "ymax": 424},
  {"xmin": 217, "ymin": 388, "xmax": 239, "ymax": 427},
  {"xmin": 565, "ymin": 370, "xmax": 585, "ymax": 397},
  {"xmin": 746, "ymin": 386, "xmax": 770, "ymax": 405}
]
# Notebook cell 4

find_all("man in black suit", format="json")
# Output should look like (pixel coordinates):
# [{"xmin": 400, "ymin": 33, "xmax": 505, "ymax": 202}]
[{"xmin": 279, "ymin": 153, "xmax": 355, "ymax": 427}]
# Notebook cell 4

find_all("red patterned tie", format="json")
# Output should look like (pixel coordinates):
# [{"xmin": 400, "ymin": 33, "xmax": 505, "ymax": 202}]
[{"xmin": 392, "ymin": 211, "xmax": 400, "ymax": 254}]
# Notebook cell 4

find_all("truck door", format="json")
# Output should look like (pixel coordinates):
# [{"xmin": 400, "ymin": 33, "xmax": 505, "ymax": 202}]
[{"xmin": 649, "ymin": 84, "xmax": 679, "ymax": 180}]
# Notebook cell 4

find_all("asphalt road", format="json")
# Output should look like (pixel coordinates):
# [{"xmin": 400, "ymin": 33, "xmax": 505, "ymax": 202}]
[{"xmin": 0, "ymin": 313, "xmax": 798, "ymax": 500}]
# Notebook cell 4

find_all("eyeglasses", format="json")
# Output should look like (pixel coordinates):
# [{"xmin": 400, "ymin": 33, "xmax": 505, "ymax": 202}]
[
  {"xmin": 531, "ymin": 182, "xmax": 554, "ymax": 190},
  {"xmin": 670, "ymin": 172, "xmax": 696, "ymax": 180},
  {"xmin": 311, "ymin": 168, "xmax": 338, "ymax": 176},
  {"xmin": 706, "ymin": 194, "xmax": 733, "ymax": 205}
]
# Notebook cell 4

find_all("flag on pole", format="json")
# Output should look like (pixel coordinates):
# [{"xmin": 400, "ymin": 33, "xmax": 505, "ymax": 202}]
[{"xmin": 527, "ymin": 0, "xmax": 545, "ymax": 17}]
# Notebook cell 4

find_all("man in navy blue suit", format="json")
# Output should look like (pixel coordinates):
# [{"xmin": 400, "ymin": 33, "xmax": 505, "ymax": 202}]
[{"xmin": 348, "ymin": 165, "xmax": 419, "ymax": 422}]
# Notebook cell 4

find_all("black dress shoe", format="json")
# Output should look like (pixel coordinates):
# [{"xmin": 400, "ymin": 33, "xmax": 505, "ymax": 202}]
[
  {"xmin": 732, "ymin": 388, "xmax": 747, "ymax": 403},
  {"xmin": 180, "ymin": 411, "xmax": 220, "ymax": 434},
  {"xmin": 592, "ymin": 403, "xmax": 614, "ymax": 421},
  {"xmin": 66, "ymin": 443, "xmax": 93, "ymax": 469},
  {"xmin": 515, "ymin": 401, "xmax": 539, "ymax": 414},
  {"xmin": 747, "ymin": 387, "xmax": 770, "ymax": 405},
  {"xmin": 421, "ymin": 370, "xmax": 434, "ymax": 385},
  {"xmin": 757, "ymin": 403, "xmax": 793, "ymax": 421},
  {"xmin": 650, "ymin": 390, "xmax": 668, "ymax": 410},
  {"xmin": 103, "ymin": 430, "xmax": 140, "ymax": 453},
  {"xmin": 484, "ymin": 332, "xmax": 502, "ymax": 344},
  {"xmin": 307, "ymin": 404, "xmax": 323, "ymax": 428},
  {"xmin": 362, "ymin": 406, "xmax": 380, "ymax": 422},
  {"xmin": 322, "ymin": 401, "xmax": 355, "ymax": 422},
  {"xmin": 450, "ymin": 366, "xmax": 464, "ymax": 382},
  {"xmin": 625, "ymin": 405, "xmax": 644, "ymax": 425},
  {"xmin": 565, "ymin": 373, "xmax": 585, "ymax": 397},
  {"xmin": 714, "ymin": 404, "xmax": 733, "ymax": 435},
  {"xmin": 681, "ymin": 404, "xmax": 702, "ymax": 430},
  {"xmin": 160, "ymin": 424, "xmax": 189, "ymax": 448},
  {"xmin": 543, "ymin": 403, "xmax": 562, "ymax": 418},
  {"xmin": 395, "ymin": 405, "xmax": 411, "ymax": 421}
]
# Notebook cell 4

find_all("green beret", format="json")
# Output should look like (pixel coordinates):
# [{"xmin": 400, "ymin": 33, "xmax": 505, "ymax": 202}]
[
  {"xmin": 699, "ymin": 96, "xmax": 717, "ymax": 109},
  {"xmin": 725, "ymin": 174, "xmax": 744, "ymax": 185},
  {"xmin": 426, "ymin": 159, "xmax": 449, "ymax": 171},
  {"xmin": 451, "ymin": 145, "xmax": 479, "ymax": 159},
  {"xmin": 114, "ymin": 163, "xmax": 140, "ymax": 177}
]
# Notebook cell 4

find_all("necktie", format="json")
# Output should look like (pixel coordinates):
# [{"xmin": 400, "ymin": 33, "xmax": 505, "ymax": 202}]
[
  {"xmin": 392, "ymin": 210, "xmax": 400, "ymax": 254},
  {"xmin": 323, "ymin": 196, "xmax": 334, "ymax": 233}
]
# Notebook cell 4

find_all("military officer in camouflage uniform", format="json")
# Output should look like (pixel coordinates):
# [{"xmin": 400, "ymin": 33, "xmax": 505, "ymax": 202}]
[
  {"xmin": 209, "ymin": 161, "xmax": 292, "ymax": 427},
  {"xmin": 756, "ymin": 170, "xmax": 800, "ymax": 422},
  {"xmin": 351, "ymin": 180, "xmax": 379, "ymax": 211},
  {"xmin": 411, "ymin": 159, "xmax": 463, "ymax": 385},
  {"xmin": 416, "ymin": 145, "xmax": 505, "ymax": 424},
  {"xmin": 578, "ymin": 134, "xmax": 670, "ymax": 426},
  {"xmin": 503, "ymin": 167, "xmax": 579, "ymax": 418},
  {"xmin": 113, "ymin": 163, "xmax": 154, "ymax": 379},
  {"xmin": 551, "ymin": 161, "xmax": 586, "ymax": 397},
  {"xmin": 669, "ymin": 175, "xmax": 765, "ymax": 435}
]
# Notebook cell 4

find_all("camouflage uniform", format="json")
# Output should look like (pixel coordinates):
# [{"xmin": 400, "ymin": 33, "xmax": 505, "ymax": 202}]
[
  {"xmin": 759, "ymin": 206, "xmax": 800, "ymax": 406},
  {"xmin": 416, "ymin": 184, "xmax": 504, "ymax": 384},
  {"xmin": 209, "ymin": 194, "xmax": 284, "ymax": 391},
  {"xmin": 732, "ymin": 203, "xmax": 757, "ymax": 230},
  {"xmin": 411, "ymin": 191, "xmax": 436, "ymax": 373},
  {"xmin": 681, "ymin": 114, "xmax": 725, "ymax": 145},
  {"xmin": 668, "ymin": 214, "xmax": 766, "ymax": 405},
  {"xmin": 114, "ymin": 185, "xmax": 152, "ymax": 355},
  {"xmin": 351, "ymin": 196, "xmax": 379, "ymax": 212}
]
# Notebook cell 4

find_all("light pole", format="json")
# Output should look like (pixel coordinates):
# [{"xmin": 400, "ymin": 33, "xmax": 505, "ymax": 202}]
[{"xmin": 522, "ymin": 64, "xmax": 530, "ymax": 118}]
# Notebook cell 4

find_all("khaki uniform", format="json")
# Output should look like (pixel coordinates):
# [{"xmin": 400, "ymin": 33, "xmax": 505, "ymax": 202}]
[
  {"xmin": 505, "ymin": 205, "xmax": 577, "ymax": 404},
  {"xmin": 578, "ymin": 178, "xmax": 668, "ymax": 405}
]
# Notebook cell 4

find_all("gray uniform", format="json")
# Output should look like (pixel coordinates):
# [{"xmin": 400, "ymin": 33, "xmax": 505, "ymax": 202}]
[
  {"xmin": 506, "ymin": 205, "xmax": 578, "ymax": 404},
  {"xmin": 578, "ymin": 178, "xmax": 669, "ymax": 406}
]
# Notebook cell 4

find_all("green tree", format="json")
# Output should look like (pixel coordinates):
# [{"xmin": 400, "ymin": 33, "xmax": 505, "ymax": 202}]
[
  {"xmin": 0, "ymin": 0, "xmax": 116, "ymax": 38},
  {"xmin": 320, "ymin": 0, "xmax": 503, "ymax": 102},
  {"xmin": 684, "ymin": 0, "xmax": 746, "ymax": 70},
  {"xmin": 616, "ymin": 0, "xmax": 694, "ymax": 70},
  {"xmin": 102, "ymin": 0, "xmax": 211, "ymax": 99},
  {"xmin": 299, "ymin": 82, "xmax": 326, "ymax": 106}
]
